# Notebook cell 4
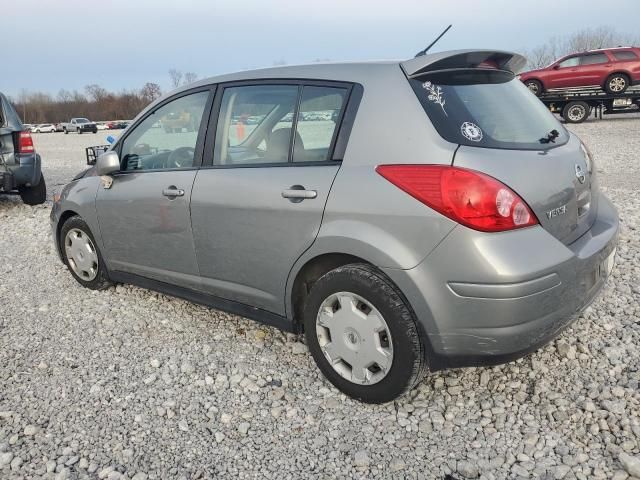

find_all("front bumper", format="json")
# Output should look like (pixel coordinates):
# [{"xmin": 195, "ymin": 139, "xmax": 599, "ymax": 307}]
[{"xmin": 384, "ymin": 193, "xmax": 619, "ymax": 371}]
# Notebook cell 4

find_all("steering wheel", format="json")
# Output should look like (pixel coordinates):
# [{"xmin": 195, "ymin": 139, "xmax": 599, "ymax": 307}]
[{"xmin": 168, "ymin": 146, "xmax": 195, "ymax": 168}]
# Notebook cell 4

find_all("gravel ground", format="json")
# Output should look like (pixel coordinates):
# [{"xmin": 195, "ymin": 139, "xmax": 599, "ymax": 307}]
[{"xmin": 1, "ymin": 118, "xmax": 639, "ymax": 480}]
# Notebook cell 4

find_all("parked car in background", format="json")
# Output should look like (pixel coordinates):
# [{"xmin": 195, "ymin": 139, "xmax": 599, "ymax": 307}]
[
  {"xmin": 55, "ymin": 123, "xmax": 65, "ymax": 132},
  {"xmin": 0, "ymin": 93, "xmax": 46, "ymax": 204},
  {"xmin": 96, "ymin": 122, "xmax": 108, "ymax": 130},
  {"xmin": 107, "ymin": 121, "xmax": 128, "ymax": 130},
  {"xmin": 63, "ymin": 118, "xmax": 98, "ymax": 134},
  {"xmin": 51, "ymin": 50, "xmax": 618, "ymax": 403},
  {"xmin": 520, "ymin": 47, "xmax": 640, "ymax": 96},
  {"xmin": 33, "ymin": 123, "xmax": 56, "ymax": 133}
]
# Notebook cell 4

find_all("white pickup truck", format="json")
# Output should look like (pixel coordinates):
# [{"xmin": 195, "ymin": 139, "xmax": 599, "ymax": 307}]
[{"xmin": 63, "ymin": 118, "xmax": 98, "ymax": 134}]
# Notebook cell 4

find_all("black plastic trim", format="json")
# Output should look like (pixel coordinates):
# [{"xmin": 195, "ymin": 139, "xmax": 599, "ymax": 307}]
[{"xmin": 109, "ymin": 271, "xmax": 299, "ymax": 333}]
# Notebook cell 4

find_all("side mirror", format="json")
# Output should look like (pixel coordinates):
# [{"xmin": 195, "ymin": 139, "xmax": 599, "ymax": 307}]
[
  {"xmin": 553, "ymin": 65, "xmax": 560, "ymax": 70},
  {"xmin": 96, "ymin": 151, "xmax": 120, "ymax": 176}
]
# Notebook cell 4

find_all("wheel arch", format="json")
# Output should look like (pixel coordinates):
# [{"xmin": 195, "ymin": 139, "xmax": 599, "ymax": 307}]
[
  {"xmin": 604, "ymin": 70, "xmax": 632, "ymax": 86},
  {"xmin": 56, "ymin": 209, "xmax": 80, "ymax": 257},
  {"xmin": 287, "ymin": 250, "xmax": 439, "ymax": 370}
]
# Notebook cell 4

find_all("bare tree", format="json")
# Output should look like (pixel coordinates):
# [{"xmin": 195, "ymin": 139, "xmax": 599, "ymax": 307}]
[
  {"xmin": 85, "ymin": 84, "xmax": 109, "ymax": 102},
  {"xmin": 168, "ymin": 69, "xmax": 183, "ymax": 89},
  {"xmin": 141, "ymin": 82, "xmax": 162, "ymax": 102},
  {"xmin": 183, "ymin": 72, "xmax": 199, "ymax": 85}
]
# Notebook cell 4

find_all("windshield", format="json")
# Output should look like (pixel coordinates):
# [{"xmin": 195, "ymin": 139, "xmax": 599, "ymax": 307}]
[
  {"xmin": 76, "ymin": 118, "xmax": 89, "ymax": 124},
  {"xmin": 410, "ymin": 70, "xmax": 568, "ymax": 150}
]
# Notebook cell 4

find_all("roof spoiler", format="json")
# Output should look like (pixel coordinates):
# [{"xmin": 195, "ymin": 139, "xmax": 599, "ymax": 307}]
[{"xmin": 401, "ymin": 49, "xmax": 527, "ymax": 78}]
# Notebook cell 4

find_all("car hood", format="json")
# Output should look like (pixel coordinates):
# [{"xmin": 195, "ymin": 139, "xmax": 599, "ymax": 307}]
[{"xmin": 520, "ymin": 67, "xmax": 549, "ymax": 77}]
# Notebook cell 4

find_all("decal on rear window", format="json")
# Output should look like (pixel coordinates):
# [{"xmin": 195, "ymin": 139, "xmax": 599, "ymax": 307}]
[
  {"xmin": 460, "ymin": 122, "xmax": 483, "ymax": 142},
  {"xmin": 422, "ymin": 81, "xmax": 447, "ymax": 116}
]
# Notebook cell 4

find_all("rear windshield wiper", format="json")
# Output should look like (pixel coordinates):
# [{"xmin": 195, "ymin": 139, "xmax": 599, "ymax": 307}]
[{"xmin": 539, "ymin": 129, "xmax": 559, "ymax": 144}]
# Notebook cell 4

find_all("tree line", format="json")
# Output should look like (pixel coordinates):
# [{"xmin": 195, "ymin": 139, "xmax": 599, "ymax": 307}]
[{"xmin": 10, "ymin": 69, "xmax": 199, "ymax": 124}]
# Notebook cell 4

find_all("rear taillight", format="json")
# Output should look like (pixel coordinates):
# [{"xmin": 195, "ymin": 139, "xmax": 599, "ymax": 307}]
[
  {"xmin": 18, "ymin": 131, "xmax": 34, "ymax": 154},
  {"xmin": 376, "ymin": 165, "xmax": 538, "ymax": 232}
]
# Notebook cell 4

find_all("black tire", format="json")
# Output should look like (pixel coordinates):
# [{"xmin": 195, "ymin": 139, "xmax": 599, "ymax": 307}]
[
  {"xmin": 18, "ymin": 176, "xmax": 46, "ymax": 205},
  {"xmin": 303, "ymin": 263, "xmax": 427, "ymax": 403},
  {"xmin": 525, "ymin": 79, "xmax": 543, "ymax": 97},
  {"xmin": 78, "ymin": 129, "xmax": 82, "ymax": 134},
  {"xmin": 562, "ymin": 101, "xmax": 590, "ymax": 123},
  {"xmin": 60, "ymin": 215, "xmax": 112, "ymax": 290},
  {"xmin": 64, "ymin": 128, "xmax": 68, "ymax": 134},
  {"xmin": 605, "ymin": 73, "xmax": 629, "ymax": 94}
]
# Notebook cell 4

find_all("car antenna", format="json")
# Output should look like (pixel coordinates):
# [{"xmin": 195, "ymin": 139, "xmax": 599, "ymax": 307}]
[{"xmin": 415, "ymin": 24, "xmax": 452, "ymax": 57}]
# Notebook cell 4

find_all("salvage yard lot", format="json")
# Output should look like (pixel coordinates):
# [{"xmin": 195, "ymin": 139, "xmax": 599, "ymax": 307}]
[{"xmin": 1, "ymin": 116, "xmax": 639, "ymax": 479}]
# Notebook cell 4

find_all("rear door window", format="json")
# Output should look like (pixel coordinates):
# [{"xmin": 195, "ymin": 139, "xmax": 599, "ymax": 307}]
[
  {"xmin": 410, "ymin": 70, "xmax": 568, "ymax": 150},
  {"xmin": 213, "ymin": 85, "xmax": 299, "ymax": 165},
  {"xmin": 579, "ymin": 53, "xmax": 609, "ymax": 65},
  {"xmin": 293, "ymin": 86, "xmax": 348, "ymax": 162}
]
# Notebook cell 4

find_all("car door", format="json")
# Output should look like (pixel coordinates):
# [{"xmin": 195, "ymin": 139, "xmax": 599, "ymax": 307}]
[
  {"xmin": 191, "ymin": 82, "xmax": 352, "ymax": 315},
  {"xmin": 577, "ymin": 52, "xmax": 611, "ymax": 86},
  {"xmin": 96, "ymin": 88, "xmax": 213, "ymax": 289},
  {"xmin": 547, "ymin": 56, "xmax": 581, "ymax": 88}
]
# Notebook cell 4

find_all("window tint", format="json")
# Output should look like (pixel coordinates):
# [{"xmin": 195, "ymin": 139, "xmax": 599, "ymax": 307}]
[
  {"xmin": 410, "ymin": 70, "xmax": 568, "ymax": 151},
  {"xmin": 558, "ymin": 57, "xmax": 579, "ymax": 68},
  {"xmin": 580, "ymin": 53, "xmax": 609, "ymax": 65},
  {"xmin": 121, "ymin": 91, "xmax": 208, "ymax": 171},
  {"xmin": 293, "ymin": 86, "xmax": 347, "ymax": 162},
  {"xmin": 213, "ymin": 85, "xmax": 298, "ymax": 165},
  {"xmin": 613, "ymin": 50, "xmax": 638, "ymax": 61}
]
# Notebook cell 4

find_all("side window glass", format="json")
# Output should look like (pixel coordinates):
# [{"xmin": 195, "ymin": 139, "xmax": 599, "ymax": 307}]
[
  {"xmin": 120, "ymin": 91, "xmax": 209, "ymax": 171},
  {"xmin": 558, "ymin": 57, "xmax": 579, "ymax": 68},
  {"xmin": 293, "ymin": 86, "xmax": 348, "ymax": 163},
  {"xmin": 213, "ymin": 85, "xmax": 298, "ymax": 165},
  {"xmin": 580, "ymin": 53, "xmax": 608, "ymax": 65},
  {"xmin": 613, "ymin": 51, "xmax": 638, "ymax": 61}
]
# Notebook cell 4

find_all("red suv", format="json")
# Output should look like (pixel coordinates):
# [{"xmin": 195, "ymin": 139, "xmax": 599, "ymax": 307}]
[{"xmin": 519, "ymin": 47, "xmax": 640, "ymax": 96}]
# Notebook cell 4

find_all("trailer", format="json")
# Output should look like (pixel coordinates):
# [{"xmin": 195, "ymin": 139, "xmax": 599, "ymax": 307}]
[{"xmin": 538, "ymin": 87, "xmax": 640, "ymax": 123}]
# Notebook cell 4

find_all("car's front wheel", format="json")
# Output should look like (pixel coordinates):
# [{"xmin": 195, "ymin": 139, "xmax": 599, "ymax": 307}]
[
  {"xmin": 60, "ymin": 216, "xmax": 112, "ymax": 290},
  {"xmin": 605, "ymin": 73, "xmax": 629, "ymax": 94},
  {"xmin": 303, "ymin": 263, "xmax": 427, "ymax": 403},
  {"xmin": 525, "ymin": 79, "xmax": 543, "ymax": 96}
]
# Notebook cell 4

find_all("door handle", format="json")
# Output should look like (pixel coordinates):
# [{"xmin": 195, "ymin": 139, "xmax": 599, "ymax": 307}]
[
  {"xmin": 282, "ymin": 185, "xmax": 318, "ymax": 200},
  {"xmin": 282, "ymin": 185, "xmax": 317, "ymax": 202},
  {"xmin": 162, "ymin": 187, "xmax": 185, "ymax": 197}
]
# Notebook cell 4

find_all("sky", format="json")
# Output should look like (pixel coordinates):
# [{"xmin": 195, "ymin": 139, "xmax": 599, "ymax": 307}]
[{"xmin": 4, "ymin": 0, "xmax": 639, "ymax": 98}]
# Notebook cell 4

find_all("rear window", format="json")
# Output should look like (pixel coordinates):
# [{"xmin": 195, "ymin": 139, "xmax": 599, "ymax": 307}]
[
  {"xmin": 613, "ymin": 50, "xmax": 638, "ymax": 61},
  {"xmin": 410, "ymin": 70, "xmax": 568, "ymax": 150}
]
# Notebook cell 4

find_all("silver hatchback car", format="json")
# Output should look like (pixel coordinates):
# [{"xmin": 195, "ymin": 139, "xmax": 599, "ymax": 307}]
[{"xmin": 51, "ymin": 50, "xmax": 618, "ymax": 403}]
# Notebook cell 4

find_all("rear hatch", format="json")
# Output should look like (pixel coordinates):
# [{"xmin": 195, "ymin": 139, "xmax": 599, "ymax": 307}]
[{"xmin": 403, "ymin": 56, "xmax": 596, "ymax": 245}]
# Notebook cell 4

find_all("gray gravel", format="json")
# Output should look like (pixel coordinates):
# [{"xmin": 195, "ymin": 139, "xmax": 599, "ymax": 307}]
[{"xmin": 1, "ymin": 119, "xmax": 639, "ymax": 479}]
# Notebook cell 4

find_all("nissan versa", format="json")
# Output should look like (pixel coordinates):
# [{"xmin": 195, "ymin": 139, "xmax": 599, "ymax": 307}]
[{"xmin": 51, "ymin": 50, "xmax": 618, "ymax": 403}]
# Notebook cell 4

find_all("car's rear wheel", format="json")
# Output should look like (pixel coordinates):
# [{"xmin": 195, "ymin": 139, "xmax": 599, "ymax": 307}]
[
  {"xmin": 60, "ymin": 216, "xmax": 112, "ymax": 290},
  {"xmin": 605, "ymin": 73, "xmax": 629, "ymax": 94},
  {"xmin": 303, "ymin": 263, "xmax": 427, "ymax": 403},
  {"xmin": 19, "ymin": 176, "xmax": 46, "ymax": 205},
  {"xmin": 525, "ymin": 79, "xmax": 543, "ymax": 96},
  {"xmin": 64, "ymin": 128, "xmax": 68, "ymax": 134},
  {"xmin": 562, "ymin": 100, "xmax": 590, "ymax": 123}
]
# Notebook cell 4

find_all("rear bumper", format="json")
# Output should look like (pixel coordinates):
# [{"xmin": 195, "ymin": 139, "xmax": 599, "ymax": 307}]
[
  {"xmin": 1, "ymin": 153, "xmax": 41, "ymax": 190},
  {"xmin": 383, "ymin": 193, "xmax": 619, "ymax": 370}
]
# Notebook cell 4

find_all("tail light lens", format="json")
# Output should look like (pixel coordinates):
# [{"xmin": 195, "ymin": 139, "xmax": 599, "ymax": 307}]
[
  {"xmin": 376, "ymin": 165, "xmax": 538, "ymax": 232},
  {"xmin": 17, "ymin": 131, "xmax": 35, "ymax": 154}
]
